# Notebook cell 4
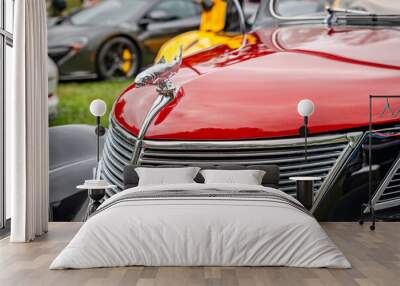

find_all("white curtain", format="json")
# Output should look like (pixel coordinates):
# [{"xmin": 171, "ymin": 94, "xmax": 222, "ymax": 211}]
[{"xmin": 7, "ymin": 0, "xmax": 49, "ymax": 242}]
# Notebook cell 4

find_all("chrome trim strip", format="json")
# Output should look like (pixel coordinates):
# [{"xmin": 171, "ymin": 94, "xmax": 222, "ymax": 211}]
[
  {"xmin": 108, "ymin": 133, "xmax": 134, "ymax": 159},
  {"xmin": 108, "ymin": 135, "xmax": 133, "ymax": 160},
  {"xmin": 374, "ymin": 198, "xmax": 400, "ymax": 211},
  {"xmin": 142, "ymin": 133, "xmax": 358, "ymax": 149},
  {"xmin": 103, "ymin": 152, "xmax": 124, "ymax": 180},
  {"xmin": 280, "ymin": 177, "xmax": 326, "ymax": 185},
  {"xmin": 130, "ymin": 95, "xmax": 175, "ymax": 164},
  {"xmin": 103, "ymin": 146, "xmax": 125, "ymax": 173},
  {"xmin": 101, "ymin": 159, "xmax": 124, "ymax": 187},
  {"xmin": 110, "ymin": 117, "xmax": 137, "ymax": 145},
  {"xmin": 283, "ymin": 166, "xmax": 331, "ymax": 178},
  {"xmin": 311, "ymin": 132, "xmax": 364, "ymax": 213},
  {"xmin": 112, "ymin": 126, "xmax": 135, "ymax": 146},
  {"xmin": 284, "ymin": 175, "xmax": 328, "ymax": 183},
  {"xmin": 137, "ymin": 95, "xmax": 174, "ymax": 140},
  {"xmin": 143, "ymin": 144, "xmax": 346, "ymax": 158},
  {"xmin": 384, "ymin": 184, "xmax": 400, "ymax": 191},
  {"xmin": 139, "ymin": 152, "xmax": 342, "ymax": 166},
  {"xmin": 105, "ymin": 140, "xmax": 130, "ymax": 166},
  {"xmin": 279, "ymin": 159, "xmax": 338, "ymax": 171}
]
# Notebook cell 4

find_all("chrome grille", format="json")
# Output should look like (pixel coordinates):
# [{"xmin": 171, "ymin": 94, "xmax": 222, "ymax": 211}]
[
  {"xmin": 138, "ymin": 135, "xmax": 360, "ymax": 196},
  {"xmin": 370, "ymin": 155, "xmax": 400, "ymax": 211},
  {"xmin": 101, "ymin": 116, "xmax": 361, "ymax": 197},
  {"xmin": 379, "ymin": 171, "xmax": 400, "ymax": 201},
  {"xmin": 100, "ymin": 118, "xmax": 136, "ymax": 197}
]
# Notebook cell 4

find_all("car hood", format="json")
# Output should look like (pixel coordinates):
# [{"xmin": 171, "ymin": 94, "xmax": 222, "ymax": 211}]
[
  {"xmin": 48, "ymin": 23, "xmax": 96, "ymax": 47},
  {"xmin": 48, "ymin": 22, "xmax": 131, "ymax": 47},
  {"xmin": 114, "ymin": 25, "xmax": 400, "ymax": 140}
]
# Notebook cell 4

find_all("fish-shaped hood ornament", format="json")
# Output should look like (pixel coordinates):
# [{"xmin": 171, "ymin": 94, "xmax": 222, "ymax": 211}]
[
  {"xmin": 135, "ymin": 47, "xmax": 183, "ymax": 96},
  {"xmin": 130, "ymin": 47, "xmax": 183, "ymax": 163}
]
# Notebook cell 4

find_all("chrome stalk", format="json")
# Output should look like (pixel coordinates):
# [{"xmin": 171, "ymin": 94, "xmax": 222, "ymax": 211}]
[{"xmin": 231, "ymin": 0, "xmax": 248, "ymax": 48}]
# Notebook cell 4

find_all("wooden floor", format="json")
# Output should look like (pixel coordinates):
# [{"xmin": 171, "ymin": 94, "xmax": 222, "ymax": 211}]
[{"xmin": 0, "ymin": 222, "xmax": 399, "ymax": 286}]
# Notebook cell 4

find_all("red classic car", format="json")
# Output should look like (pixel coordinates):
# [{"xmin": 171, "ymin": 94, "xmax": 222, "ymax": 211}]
[{"xmin": 98, "ymin": 0, "xmax": 400, "ymax": 221}]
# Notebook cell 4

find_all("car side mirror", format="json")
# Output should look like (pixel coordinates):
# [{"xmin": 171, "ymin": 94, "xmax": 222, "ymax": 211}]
[
  {"xmin": 138, "ymin": 10, "xmax": 179, "ymax": 29},
  {"xmin": 147, "ymin": 10, "xmax": 178, "ymax": 22},
  {"xmin": 137, "ymin": 17, "xmax": 151, "ymax": 29}
]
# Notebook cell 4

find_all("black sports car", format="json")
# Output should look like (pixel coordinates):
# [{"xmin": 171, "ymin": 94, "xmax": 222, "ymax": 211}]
[{"xmin": 48, "ymin": 0, "xmax": 201, "ymax": 80}]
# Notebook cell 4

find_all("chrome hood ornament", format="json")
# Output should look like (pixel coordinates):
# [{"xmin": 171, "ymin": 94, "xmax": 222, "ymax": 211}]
[
  {"xmin": 130, "ymin": 47, "xmax": 183, "ymax": 164},
  {"xmin": 135, "ymin": 46, "xmax": 182, "ymax": 96}
]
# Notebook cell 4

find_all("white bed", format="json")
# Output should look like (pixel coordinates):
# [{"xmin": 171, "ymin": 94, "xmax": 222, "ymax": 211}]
[{"xmin": 50, "ymin": 183, "xmax": 351, "ymax": 269}]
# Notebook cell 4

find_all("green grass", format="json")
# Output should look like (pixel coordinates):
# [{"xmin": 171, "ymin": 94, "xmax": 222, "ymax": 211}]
[
  {"xmin": 49, "ymin": 79, "xmax": 133, "ymax": 127},
  {"xmin": 65, "ymin": 0, "xmax": 82, "ymax": 12},
  {"xmin": 47, "ymin": 1, "xmax": 133, "ymax": 127},
  {"xmin": 47, "ymin": 0, "xmax": 82, "ymax": 16}
]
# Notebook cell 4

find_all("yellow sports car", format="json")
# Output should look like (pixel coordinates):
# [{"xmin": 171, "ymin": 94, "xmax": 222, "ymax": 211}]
[{"xmin": 155, "ymin": 0, "xmax": 258, "ymax": 62}]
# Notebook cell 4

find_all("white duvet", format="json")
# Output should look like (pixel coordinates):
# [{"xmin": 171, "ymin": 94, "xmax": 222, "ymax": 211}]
[{"xmin": 50, "ymin": 183, "xmax": 351, "ymax": 269}]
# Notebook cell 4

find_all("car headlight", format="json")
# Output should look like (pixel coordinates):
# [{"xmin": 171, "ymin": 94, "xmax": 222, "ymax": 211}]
[
  {"xmin": 49, "ymin": 36, "xmax": 89, "ymax": 52},
  {"xmin": 67, "ymin": 37, "xmax": 89, "ymax": 52}
]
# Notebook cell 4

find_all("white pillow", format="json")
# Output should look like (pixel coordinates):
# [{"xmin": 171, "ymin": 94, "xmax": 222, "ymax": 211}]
[
  {"xmin": 135, "ymin": 167, "xmax": 200, "ymax": 186},
  {"xmin": 200, "ymin": 169, "xmax": 266, "ymax": 185}
]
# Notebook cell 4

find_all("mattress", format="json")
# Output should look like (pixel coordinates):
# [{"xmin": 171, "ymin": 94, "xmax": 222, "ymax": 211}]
[{"xmin": 50, "ymin": 183, "xmax": 351, "ymax": 269}]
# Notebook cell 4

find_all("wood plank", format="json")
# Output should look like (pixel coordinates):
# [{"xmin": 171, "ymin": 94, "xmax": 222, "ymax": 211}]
[{"xmin": 0, "ymin": 222, "xmax": 399, "ymax": 286}]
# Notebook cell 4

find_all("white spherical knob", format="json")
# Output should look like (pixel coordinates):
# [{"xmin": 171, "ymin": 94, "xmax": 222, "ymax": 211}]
[
  {"xmin": 90, "ymin": 99, "xmax": 107, "ymax": 117},
  {"xmin": 297, "ymin": 99, "xmax": 315, "ymax": 117}
]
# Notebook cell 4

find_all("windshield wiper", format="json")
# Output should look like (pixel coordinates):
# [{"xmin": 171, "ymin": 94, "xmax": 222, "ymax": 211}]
[
  {"xmin": 325, "ymin": 7, "xmax": 371, "ymax": 26},
  {"xmin": 325, "ymin": 7, "xmax": 400, "ymax": 27}
]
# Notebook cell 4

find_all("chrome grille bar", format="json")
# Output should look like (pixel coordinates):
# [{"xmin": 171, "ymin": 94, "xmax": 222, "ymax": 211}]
[
  {"xmin": 142, "ymin": 144, "xmax": 346, "ymax": 158},
  {"xmin": 139, "ymin": 152, "xmax": 343, "ymax": 166},
  {"xmin": 279, "ymin": 159, "xmax": 338, "ymax": 170},
  {"xmin": 104, "ymin": 140, "xmax": 130, "ymax": 167}
]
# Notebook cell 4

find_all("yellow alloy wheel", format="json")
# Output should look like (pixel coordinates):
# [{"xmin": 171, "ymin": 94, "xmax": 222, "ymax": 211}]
[{"xmin": 122, "ymin": 48, "xmax": 133, "ymax": 75}]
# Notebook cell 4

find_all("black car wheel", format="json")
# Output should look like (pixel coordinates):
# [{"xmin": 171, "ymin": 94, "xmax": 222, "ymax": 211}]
[{"xmin": 97, "ymin": 37, "xmax": 139, "ymax": 79}]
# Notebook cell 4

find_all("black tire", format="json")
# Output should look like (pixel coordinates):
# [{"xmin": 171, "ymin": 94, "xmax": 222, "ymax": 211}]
[{"xmin": 97, "ymin": 37, "xmax": 140, "ymax": 80}]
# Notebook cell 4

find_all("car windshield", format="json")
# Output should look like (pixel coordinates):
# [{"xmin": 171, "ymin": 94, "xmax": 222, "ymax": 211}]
[
  {"xmin": 70, "ymin": 0, "xmax": 147, "ymax": 26},
  {"xmin": 260, "ymin": 0, "xmax": 400, "ymax": 20}
]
